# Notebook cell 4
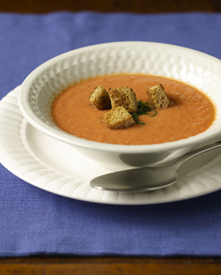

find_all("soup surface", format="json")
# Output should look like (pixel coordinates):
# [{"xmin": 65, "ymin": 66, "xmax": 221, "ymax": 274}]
[{"xmin": 51, "ymin": 74, "xmax": 216, "ymax": 145}]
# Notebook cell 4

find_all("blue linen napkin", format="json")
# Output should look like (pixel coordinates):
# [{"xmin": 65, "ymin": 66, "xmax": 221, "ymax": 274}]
[{"xmin": 1, "ymin": 11, "xmax": 221, "ymax": 257}]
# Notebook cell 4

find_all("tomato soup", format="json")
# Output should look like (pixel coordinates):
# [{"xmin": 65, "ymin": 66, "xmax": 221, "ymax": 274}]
[{"xmin": 51, "ymin": 74, "xmax": 216, "ymax": 145}]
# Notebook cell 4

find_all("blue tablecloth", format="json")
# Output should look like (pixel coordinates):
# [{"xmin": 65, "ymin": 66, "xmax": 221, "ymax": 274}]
[{"xmin": 1, "ymin": 11, "xmax": 221, "ymax": 257}]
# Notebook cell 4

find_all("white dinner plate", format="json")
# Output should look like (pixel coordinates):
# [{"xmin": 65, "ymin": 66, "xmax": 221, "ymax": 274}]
[{"xmin": 1, "ymin": 86, "xmax": 221, "ymax": 205}]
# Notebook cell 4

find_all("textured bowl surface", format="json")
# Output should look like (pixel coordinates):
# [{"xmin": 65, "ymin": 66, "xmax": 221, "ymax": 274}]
[{"xmin": 18, "ymin": 42, "xmax": 221, "ymax": 169}]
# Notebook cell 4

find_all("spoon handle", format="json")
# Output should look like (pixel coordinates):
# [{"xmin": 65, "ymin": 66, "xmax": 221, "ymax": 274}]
[{"xmin": 172, "ymin": 142, "xmax": 221, "ymax": 178}]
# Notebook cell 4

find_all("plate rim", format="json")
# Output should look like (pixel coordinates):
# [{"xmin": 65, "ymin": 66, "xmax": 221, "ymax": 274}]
[{"xmin": 1, "ymin": 86, "xmax": 221, "ymax": 205}]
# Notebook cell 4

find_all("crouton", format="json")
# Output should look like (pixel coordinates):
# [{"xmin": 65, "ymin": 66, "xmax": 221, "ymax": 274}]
[
  {"xmin": 101, "ymin": 106, "xmax": 135, "ymax": 130},
  {"xmin": 147, "ymin": 84, "xmax": 169, "ymax": 109},
  {"xmin": 108, "ymin": 86, "xmax": 138, "ymax": 113},
  {"xmin": 89, "ymin": 86, "xmax": 111, "ymax": 110}
]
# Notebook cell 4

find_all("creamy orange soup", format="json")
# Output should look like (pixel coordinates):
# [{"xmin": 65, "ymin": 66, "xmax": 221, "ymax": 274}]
[{"xmin": 51, "ymin": 74, "xmax": 216, "ymax": 145}]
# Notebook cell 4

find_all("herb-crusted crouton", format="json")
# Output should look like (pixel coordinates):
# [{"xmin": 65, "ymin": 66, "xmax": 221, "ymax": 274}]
[
  {"xmin": 101, "ymin": 106, "xmax": 135, "ymax": 130},
  {"xmin": 147, "ymin": 84, "xmax": 169, "ymax": 109},
  {"xmin": 108, "ymin": 86, "xmax": 138, "ymax": 113},
  {"xmin": 89, "ymin": 86, "xmax": 111, "ymax": 110}
]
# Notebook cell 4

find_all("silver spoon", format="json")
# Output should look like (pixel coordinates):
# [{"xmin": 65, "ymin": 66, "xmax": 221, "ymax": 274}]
[{"xmin": 90, "ymin": 142, "xmax": 221, "ymax": 192}]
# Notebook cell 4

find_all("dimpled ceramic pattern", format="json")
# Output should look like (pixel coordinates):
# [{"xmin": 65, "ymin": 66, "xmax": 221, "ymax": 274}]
[{"xmin": 1, "ymin": 87, "xmax": 221, "ymax": 204}]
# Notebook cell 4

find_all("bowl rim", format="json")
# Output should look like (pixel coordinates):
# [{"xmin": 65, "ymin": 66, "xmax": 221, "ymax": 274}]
[{"xmin": 18, "ymin": 41, "xmax": 221, "ymax": 153}]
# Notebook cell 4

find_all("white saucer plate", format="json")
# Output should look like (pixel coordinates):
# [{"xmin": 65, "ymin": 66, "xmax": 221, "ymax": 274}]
[{"xmin": 1, "ymin": 86, "xmax": 221, "ymax": 205}]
